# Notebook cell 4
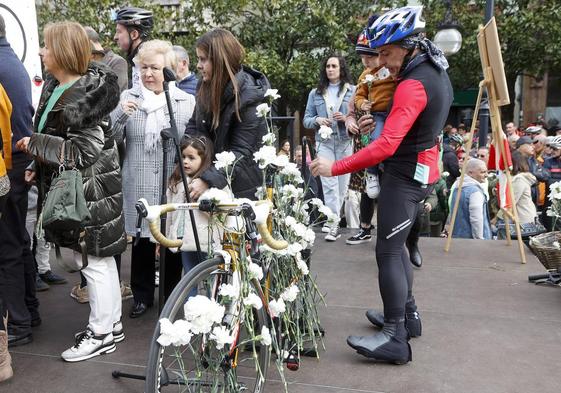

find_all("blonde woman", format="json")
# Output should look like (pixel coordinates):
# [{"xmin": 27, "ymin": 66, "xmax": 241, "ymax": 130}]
[
  {"xmin": 16, "ymin": 22, "xmax": 125, "ymax": 362},
  {"xmin": 111, "ymin": 40, "xmax": 195, "ymax": 318}
]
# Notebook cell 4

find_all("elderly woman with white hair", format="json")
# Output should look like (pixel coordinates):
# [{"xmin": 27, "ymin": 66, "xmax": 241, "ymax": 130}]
[{"xmin": 111, "ymin": 39, "xmax": 195, "ymax": 318}]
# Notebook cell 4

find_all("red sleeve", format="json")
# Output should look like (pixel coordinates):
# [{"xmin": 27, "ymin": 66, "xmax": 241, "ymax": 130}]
[{"xmin": 331, "ymin": 79, "xmax": 428, "ymax": 176}]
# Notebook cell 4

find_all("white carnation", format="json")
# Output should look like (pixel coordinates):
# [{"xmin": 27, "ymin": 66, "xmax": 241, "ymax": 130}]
[
  {"xmin": 318, "ymin": 125, "xmax": 333, "ymax": 140},
  {"xmin": 248, "ymin": 261, "xmax": 264, "ymax": 281},
  {"xmin": 219, "ymin": 282, "xmax": 240, "ymax": 299},
  {"xmin": 259, "ymin": 326, "xmax": 272, "ymax": 346},
  {"xmin": 274, "ymin": 154, "xmax": 290, "ymax": 168},
  {"xmin": 210, "ymin": 325, "xmax": 235, "ymax": 350},
  {"xmin": 262, "ymin": 133, "xmax": 276, "ymax": 145},
  {"xmin": 244, "ymin": 292, "xmax": 263, "ymax": 310},
  {"xmin": 264, "ymin": 89, "xmax": 281, "ymax": 101},
  {"xmin": 268, "ymin": 298, "xmax": 286, "ymax": 318},
  {"xmin": 309, "ymin": 198, "xmax": 324, "ymax": 207},
  {"xmin": 286, "ymin": 242, "xmax": 303, "ymax": 256},
  {"xmin": 253, "ymin": 145, "xmax": 277, "ymax": 169},
  {"xmin": 282, "ymin": 184, "xmax": 304, "ymax": 200},
  {"xmin": 157, "ymin": 318, "xmax": 193, "ymax": 347},
  {"xmin": 295, "ymin": 252, "xmax": 309, "ymax": 275},
  {"xmin": 285, "ymin": 216, "xmax": 297, "ymax": 227},
  {"xmin": 280, "ymin": 163, "xmax": 304, "ymax": 184},
  {"xmin": 281, "ymin": 285, "xmax": 300, "ymax": 302},
  {"xmin": 256, "ymin": 103, "xmax": 271, "ymax": 118},
  {"xmin": 183, "ymin": 296, "xmax": 225, "ymax": 334},
  {"xmin": 214, "ymin": 151, "xmax": 236, "ymax": 170}
]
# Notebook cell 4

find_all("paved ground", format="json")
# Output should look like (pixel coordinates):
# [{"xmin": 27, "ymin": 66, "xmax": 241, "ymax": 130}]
[{"xmin": 4, "ymin": 232, "xmax": 561, "ymax": 393}]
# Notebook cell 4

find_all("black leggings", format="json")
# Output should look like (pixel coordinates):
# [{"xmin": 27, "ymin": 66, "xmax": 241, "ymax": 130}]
[{"xmin": 376, "ymin": 171, "xmax": 431, "ymax": 320}]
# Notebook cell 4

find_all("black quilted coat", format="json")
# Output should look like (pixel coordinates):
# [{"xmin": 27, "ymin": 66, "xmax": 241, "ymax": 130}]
[
  {"xmin": 186, "ymin": 65, "xmax": 270, "ymax": 199},
  {"xmin": 28, "ymin": 63, "xmax": 126, "ymax": 257}
]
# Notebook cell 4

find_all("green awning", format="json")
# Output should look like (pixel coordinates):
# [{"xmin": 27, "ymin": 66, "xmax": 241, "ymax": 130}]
[{"xmin": 452, "ymin": 89, "xmax": 478, "ymax": 107}]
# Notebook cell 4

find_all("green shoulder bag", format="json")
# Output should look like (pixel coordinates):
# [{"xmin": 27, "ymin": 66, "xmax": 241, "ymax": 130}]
[{"xmin": 40, "ymin": 143, "xmax": 91, "ymax": 232}]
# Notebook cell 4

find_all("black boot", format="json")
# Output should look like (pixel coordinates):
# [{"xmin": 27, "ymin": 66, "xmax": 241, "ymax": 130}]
[
  {"xmin": 406, "ymin": 237, "xmax": 422, "ymax": 268},
  {"xmin": 347, "ymin": 318, "xmax": 411, "ymax": 364},
  {"xmin": 365, "ymin": 309, "xmax": 422, "ymax": 338}
]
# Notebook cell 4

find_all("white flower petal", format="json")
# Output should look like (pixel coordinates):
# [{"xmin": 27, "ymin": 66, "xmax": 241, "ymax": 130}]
[
  {"xmin": 256, "ymin": 103, "xmax": 271, "ymax": 118},
  {"xmin": 259, "ymin": 326, "xmax": 272, "ymax": 346},
  {"xmin": 244, "ymin": 293, "xmax": 263, "ymax": 310},
  {"xmin": 269, "ymin": 298, "xmax": 286, "ymax": 318}
]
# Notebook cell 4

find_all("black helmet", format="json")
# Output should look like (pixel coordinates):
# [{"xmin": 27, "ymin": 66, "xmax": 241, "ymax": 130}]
[{"xmin": 114, "ymin": 7, "xmax": 153, "ymax": 38}]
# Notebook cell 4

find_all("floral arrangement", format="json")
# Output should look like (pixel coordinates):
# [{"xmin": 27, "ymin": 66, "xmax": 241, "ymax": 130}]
[
  {"xmin": 547, "ymin": 181, "xmax": 561, "ymax": 221},
  {"xmin": 252, "ymin": 89, "xmax": 335, "ymax": 386},
  {"xmin": 154, "ymin": 87, "xmax": 333, "ymax": 392}
]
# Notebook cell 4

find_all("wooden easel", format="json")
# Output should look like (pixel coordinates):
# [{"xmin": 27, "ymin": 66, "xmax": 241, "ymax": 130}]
[{"xmin": 445, "ymin": 21, "xmax": 526, "ymax": 264}]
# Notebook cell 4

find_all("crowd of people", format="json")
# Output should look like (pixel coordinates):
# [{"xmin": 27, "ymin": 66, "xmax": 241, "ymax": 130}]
[
  {"xmin": 0, "ymin": 3, "xmax": 559, "ymax": 382},
  {"xmin": 0, "ymin": 6, "xmax": 270, "ymax": 373}
]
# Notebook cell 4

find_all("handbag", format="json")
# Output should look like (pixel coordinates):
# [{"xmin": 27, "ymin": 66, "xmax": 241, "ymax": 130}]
[{"xmin": 39, "ymin": 144, "xmax": 91, "ymax": 271}]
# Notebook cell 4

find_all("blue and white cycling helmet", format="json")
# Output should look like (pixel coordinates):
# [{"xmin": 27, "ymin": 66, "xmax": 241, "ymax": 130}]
[{"xmin": 367, "ymin": 6, "xmax": 426, "ymax": 50}]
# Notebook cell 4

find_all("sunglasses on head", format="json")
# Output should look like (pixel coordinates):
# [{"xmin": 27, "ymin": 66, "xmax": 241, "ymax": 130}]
[{"xmin": 186, "ymin": 136, "xmax": 207, "ymax": 146}]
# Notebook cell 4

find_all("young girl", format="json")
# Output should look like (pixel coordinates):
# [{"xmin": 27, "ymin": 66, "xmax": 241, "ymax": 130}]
[{"xmin": 166, "ymin": 136, "xmax": 221, "ymax": 277}]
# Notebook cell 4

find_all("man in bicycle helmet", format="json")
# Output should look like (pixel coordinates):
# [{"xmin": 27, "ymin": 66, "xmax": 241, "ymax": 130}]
[
  {"xmin": 311, "ymin": 6, "xmax": 453, "ymax": 364},
  {"xmin": 113, "ymin": 7, "xmax": 154, "ymax": 88}
]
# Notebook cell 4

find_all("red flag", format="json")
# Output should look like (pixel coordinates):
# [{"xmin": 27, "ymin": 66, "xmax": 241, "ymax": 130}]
[
  {"xmin": 487, "ymin": 138, "xmax": 512, "ymax": 170},
  {"xmin": 488, "ymin": 136, "xmax": 512, "ymax": 209}
]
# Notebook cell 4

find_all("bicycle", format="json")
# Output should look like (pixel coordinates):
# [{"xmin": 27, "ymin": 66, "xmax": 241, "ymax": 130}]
[{"xmin": 137, "ymin": 196, "xmax": 289, "ymax": 393}]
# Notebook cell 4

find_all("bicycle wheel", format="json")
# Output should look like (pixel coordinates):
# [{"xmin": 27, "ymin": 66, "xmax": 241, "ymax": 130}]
[{"xmin": 145, "ymin": 257, "xmax": 270, "ymax": 393}]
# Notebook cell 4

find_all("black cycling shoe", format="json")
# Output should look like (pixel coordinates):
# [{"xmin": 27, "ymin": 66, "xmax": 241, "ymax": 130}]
[
  {"xmin": 365, "ymin": 309, "xmax": 384, "ymax": 328},
  {"xmin": 365, "ymin": 309, "xmax": 422, "ymax": 338},
  {"xmin": 347, "ymin": 318, "xmax": 411, "ymax": 364}
]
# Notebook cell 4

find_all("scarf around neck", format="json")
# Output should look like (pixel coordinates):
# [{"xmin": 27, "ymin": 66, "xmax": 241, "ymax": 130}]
[
  {"xmin": 400, "ymin": 34, "xmax": 449, "ymax": 72},
  {"xmin": 140, "ymin": 82, "xmax": 178, "ymax": 153}
]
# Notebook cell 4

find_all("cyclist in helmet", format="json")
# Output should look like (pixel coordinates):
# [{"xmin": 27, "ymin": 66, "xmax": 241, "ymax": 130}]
[
  {"xmin": 113, "ymin": 7, "xmax": 154, "ymax": 88},
  {"xmin": 311, "ymin": 6, "xmax": 453, "ymax": 364},
  {"xmin": 443, "ymin": 133, "xmax": 464, "ymax": 187}
]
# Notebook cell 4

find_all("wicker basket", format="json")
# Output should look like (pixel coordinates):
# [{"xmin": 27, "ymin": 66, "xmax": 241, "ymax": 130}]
[{"xmin": 529, "ymin": 231, "xmax": 561, "ymax": 270}]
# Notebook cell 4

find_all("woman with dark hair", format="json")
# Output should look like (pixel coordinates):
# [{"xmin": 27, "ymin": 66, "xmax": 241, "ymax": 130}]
[
  {"xmin": 278, "ymin": 139, "xmax": 290, "ymax": 159},
  {"xmin": 16, "ymin": 22, "xmax": 125, "ymax": 362},
  {"xmin": 185, "ymin": 28, "xmax": 270, "ymax": 200},
  {"xmin": 303, "ymin": 55, "xmax": 355, "ymax": 242}
]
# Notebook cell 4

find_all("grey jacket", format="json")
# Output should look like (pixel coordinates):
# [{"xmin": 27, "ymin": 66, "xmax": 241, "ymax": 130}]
[
  {"xmin": 111, "ymin": 84, "xmax": 195, "ymax": 236},
  {"xmin": 29, "ymin": 63, "xmax": 126, "ymax": 257}
]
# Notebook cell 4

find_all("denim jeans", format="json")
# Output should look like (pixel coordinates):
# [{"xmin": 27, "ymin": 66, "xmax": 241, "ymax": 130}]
[
  {"xmin": 316, "ymin": 137, "xmax": 352, "ymax": 220},
  {"xmin": 181, "ymin": 251, "xmax": 207, "ymax": 298},
  {"xmin": 367, "ymin": 113, "xmax": 387, "ymax": 175}
]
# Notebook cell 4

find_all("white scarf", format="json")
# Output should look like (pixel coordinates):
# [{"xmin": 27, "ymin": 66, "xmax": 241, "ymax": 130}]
[{"xmin": 140, "ymin": 82, "xmax": 177, "ymax": 153}]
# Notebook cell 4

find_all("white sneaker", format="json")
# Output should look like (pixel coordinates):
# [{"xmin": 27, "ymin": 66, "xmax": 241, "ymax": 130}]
[
  {"xmin": 325, "ymin": 225, "xmax": 341, "ymax": 242},
  {"xmin": 62, "ymin": 328, "xmax": 115, "ymax": 362},
  {"xmin": 321, "ymin": 224, "xmax": 330, "ymax": 233},
  {"xmin": 366, "ymin": 173, "xmax": 380, "ymax": 199},
  {"xmin": 75, "ymin": 321, "xmax": 125, "ymax": 343}
]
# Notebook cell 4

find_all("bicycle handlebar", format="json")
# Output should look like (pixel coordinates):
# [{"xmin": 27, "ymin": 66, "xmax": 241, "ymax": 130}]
[{"xmin": 136, "ymin": 198, "xmax": 288, "ymax": 250}]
